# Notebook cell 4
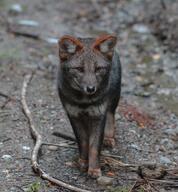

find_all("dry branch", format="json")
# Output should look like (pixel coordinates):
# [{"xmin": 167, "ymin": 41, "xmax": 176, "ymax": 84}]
[
  {"xmin": 21, "ymin": 73, "xmax": 91, "ymax": 192},
  {"xmin": 0, "ymin": 91, "xmax": 16, "ymax": 109},
  {"xmin": 7, "ymin": 24, "xmax": 40, "ymax": 40},
  {"xmin": 0, "ymin": 91, "xmax": 10, "ymax": 99}
]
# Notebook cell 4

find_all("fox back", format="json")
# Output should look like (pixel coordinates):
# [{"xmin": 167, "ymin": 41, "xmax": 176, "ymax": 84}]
[{"xmin": 57, "ymin": 34, "xmax": 121, "ymax": 178}]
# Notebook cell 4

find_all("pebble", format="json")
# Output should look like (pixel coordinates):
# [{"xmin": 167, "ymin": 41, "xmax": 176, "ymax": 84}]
[
  {"xmin": 115, "ymin": 113, "xmax": 121, "ymax": 120},
  {"xmin": 97, "ymin": 176, "xmax": 114, "ymax": 186},
  {"xmin": 44, "ymin": 37, "xmax": 58, "ymax": 44},
  {"xmin": 22, "ymin": 146, "xmax": 30, "ymax": 151},
  {"xmin": 9, "ymin": 4, "xmax": 23, "ymax": 14},
  {"xmin": 132, "ymin": 24, "xmax": 151, "ymax": 34},
  {"xmin": 163, "ymin": 128, "xmax": 178, "ymax": 136},
  {"xmin": 0, "ymin": 142, "xmax": 3, "ymax": 147},
  {"xmin": 160, "ymin": 138, "xmax": 174, "ymax": 149},
  {"xmin": 160, "ymin": 156, "xmax": 172, "ymax": 165},
  {"xmin": 129, "ymin": 130, "xmax": 137, "ymax": 135},
  {"xmin": 157, "ymin": 88, "xmax": 171, "ymax": 96},
  {"xmin": 17, "ymin": 20, "xmax": 39, "ymax": 27},
  {"xmin": 48, "ymin": 145, "xmax": 58, "ymax": 151},
  {"xmin": 2, "ymin": 154, "xmax": 12, "ymax": 161},
  {"xmin": 130, "ymin": 144, "xmax": 140, "ymax": 151}
]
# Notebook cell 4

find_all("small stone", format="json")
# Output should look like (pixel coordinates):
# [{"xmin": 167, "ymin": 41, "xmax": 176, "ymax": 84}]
[
  {"xmin": 134, "ymin": 91, "xmax": 151, "ymax": 97},
  {"xmin": 129, "ymin": 130, "xmax": 137, "ymax": 135},
  {"xmin": 2, "ymin": 169, "xmax": 9, "ymax": 174},
  {"xmin": 9, "ymin": 4, "xmax": 23, "ymax": 14},
  {"xmin": 163, "ymin": 128, "xmax": 178, "ymax": 136},
  {"xmin": 65, "ymin": 161, "xmax": 74, "ymax": 167},
  {"xmin": 97, "ymin": 176, "xmax": 114, "ymax": 186},
  {"xmin": 115, "ymin": 113, "xmax": 121, "ymax": 120},
  {"xmin": 132, "ymin": 24, "xmax": 150, "ymax": 34},
  {"xmin": 22, "ymin": 146, "xmax": 30, "ymax": 151},
  {"xmin": 160, "ymin": 156, "xmax": 172, "ymax": 165},
  {"xmin": 160, "ymin": 138, "xmax": 169, "ymax": 145},
  {"xmin": 152, "ymin": 54, "xmax": 161, "ymax": 61},
  {"xmin": 160, "ymin": 139, "xmax": 174, "ymax": 149},
  {"xmin": 44, "ymin": 37, "xmax": 58, "ymax": 44},
  {"xmin": 48, "ymin": 145, "xmax": 58, "ymax": 151},
  {"xmin": 157, "ymin": 88, "xmax": 171, "ymax": 96},
  {"xmin": 17, "ymin": 20, "xmax": 39, "ymax": 27},
  {"xmin": 2, "ymin": 154, "xmax": 12, "ymax": 161},
  {"xmin": 130, "ymin": 144, "xmax": 140, "ymax": 151}
]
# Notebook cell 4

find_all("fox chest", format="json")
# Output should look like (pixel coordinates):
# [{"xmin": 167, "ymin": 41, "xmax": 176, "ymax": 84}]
[{"xmin": 64, "ymin": 102, "xmax": 107, "ymax": 117}]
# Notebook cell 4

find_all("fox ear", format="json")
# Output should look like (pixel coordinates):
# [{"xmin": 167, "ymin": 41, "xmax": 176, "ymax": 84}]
[
  {"xmin": 93, "ymin": 34, "xmax": 117, "ymax": 60},
  {"xmin": 58, "ymin": 35, "xmax": 83, "ymax": 61}
]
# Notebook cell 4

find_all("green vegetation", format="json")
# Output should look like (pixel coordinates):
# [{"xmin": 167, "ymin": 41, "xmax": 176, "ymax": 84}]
[
  {"xmin": 0, "ymin": 48, "xmax": 20, "ymax": 60},
  {"xmin": 107, "ymin": 186, "xmax": 145, "ymax": 192},
  {"xmin": 107, "ymin": 186, "xmax": 130, "ymax": 192},
  {"xmin": 27, "ymin": 181, "xmax": 41, "ymax": 192}
]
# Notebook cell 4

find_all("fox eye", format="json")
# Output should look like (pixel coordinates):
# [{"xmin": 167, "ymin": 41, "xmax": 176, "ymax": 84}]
[
  {"xmin": 95, "ymin": 67, "xmax": 105, "ymax": 73},
  {"xmin": 74, "ymin": 67, "xmax": 84, "ymax": 73}
]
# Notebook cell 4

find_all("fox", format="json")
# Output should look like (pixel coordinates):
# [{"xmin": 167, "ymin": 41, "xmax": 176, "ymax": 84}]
[{"xmin": 57, "ymin": 34, "xmax": 121, "ymax": 178}]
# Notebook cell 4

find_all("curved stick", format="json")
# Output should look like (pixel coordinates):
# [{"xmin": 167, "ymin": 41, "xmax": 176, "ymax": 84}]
[{"xmin": 21, "ymin": 73, "xmax": 91, "ymax": 192}]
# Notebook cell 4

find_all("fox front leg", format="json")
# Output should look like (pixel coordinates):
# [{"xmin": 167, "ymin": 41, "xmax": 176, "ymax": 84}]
[
  {"xmin": 68, "ymin": 115, "xmax": 89, "ymax": 171},
  {"xmin": 88, "ymin": 116, "xmax": 106, "ymax": 178}
]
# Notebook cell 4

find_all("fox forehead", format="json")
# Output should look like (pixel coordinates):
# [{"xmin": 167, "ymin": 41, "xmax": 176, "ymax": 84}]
[
  {"xmin": 66, "ymin": 38, "xmax": 110, "ymax": 68},
  {"xmin": 68, "ymin": 50, "xmax": 110, "ymax": 68},
  {"xmin": 78, "ymin": 37, "xmax": 95, "ymax": 46}
]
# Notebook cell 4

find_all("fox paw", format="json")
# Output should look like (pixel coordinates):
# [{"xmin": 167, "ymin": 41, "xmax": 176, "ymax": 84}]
[
  {"xmin": 88, "ymin": 168, "xmax": 101, "ymax": 178},
  {"xmin": 78, "ymin": 158, "xmax": 88, "ymax": 172},
  {"xmin": 103, "ymin": 137, "xmax": 115, "ymax": 148}
]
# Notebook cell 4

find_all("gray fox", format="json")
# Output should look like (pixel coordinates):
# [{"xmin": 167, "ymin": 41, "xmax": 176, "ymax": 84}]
[{"xmin": 57, "ymin": 34, "xmax": 121, "ymax": 178}]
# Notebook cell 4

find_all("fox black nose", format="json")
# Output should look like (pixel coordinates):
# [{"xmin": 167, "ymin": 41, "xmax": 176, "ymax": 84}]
[{"xmin": 86, "ymin": 86, "xmax": 96, "ymax": 94}]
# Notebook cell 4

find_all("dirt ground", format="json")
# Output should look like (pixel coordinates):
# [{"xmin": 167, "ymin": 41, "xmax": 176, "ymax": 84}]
[{"xmin": 0, "ymin": 0, "xmax": 178, "ymax": 191}]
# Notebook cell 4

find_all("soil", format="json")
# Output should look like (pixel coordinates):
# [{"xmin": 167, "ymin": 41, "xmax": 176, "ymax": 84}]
[{"xmin": 0, "ymin": 0, "xmax": 178, "ymax": 191}]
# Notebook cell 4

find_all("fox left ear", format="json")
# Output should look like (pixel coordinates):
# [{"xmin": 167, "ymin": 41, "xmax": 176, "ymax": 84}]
[
  {"xmin": 93, "ymin": 34, "xmax": 117, "ymax": 60},
  {"xmin": 58, "ymin": 35, "xmax": 83, "ymax": 62}
]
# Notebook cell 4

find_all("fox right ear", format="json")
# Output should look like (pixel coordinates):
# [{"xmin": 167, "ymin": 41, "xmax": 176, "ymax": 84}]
[
  {"xmin": 58, "ymin": 35, "xmax": 83, "ymax": 61},
  {"xmin": 93, "ymin": 34, "xmax": 117, "ymax": 60}
]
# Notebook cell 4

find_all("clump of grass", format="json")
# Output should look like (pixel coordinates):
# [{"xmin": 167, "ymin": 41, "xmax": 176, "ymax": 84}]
[
  {"xmin": 0, "ymin": 48, "xmax": 20, "ymax": 60},
  {"xmin": 27, "ymin": 181, "xmax": 41, "ymax": 192},
  {"xmin": 107, "ymin": 186, "xmax": 130, "ymax": 192}
]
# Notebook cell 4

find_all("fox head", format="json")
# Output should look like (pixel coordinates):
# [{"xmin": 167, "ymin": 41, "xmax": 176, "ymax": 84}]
[{"xmin": 58, "ymin": 34, "xmax": 117, "ymax": 96}]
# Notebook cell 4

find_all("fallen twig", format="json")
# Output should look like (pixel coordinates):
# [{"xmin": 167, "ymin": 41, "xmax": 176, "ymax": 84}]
[
  {"xmin": 0, "ymin": 91, "xmax": 10, "ymax": 99},
  {"xmin": 128, "ymin": 180, "xmax": 138, "ymax": 192},
  {"xmin": 42, "ymin": 141, "xmax": 77, "ymax": 149},
  {"xmin": 149, "ymin": 178, "xmax": 178, "ymax": 186},
  {"xmin": 7, "ymin": 24, "xmax": 40, "ymax": 40},
  {"xmin": 0, "ymin": 91, "xmax": 16, "ymax": 109},
  {"xmin": 21, "ymin": 73, "xmax": 91, "ymax": 192},
  {"xmin": 52, "ymin": 131, "xmax": 76, "ymax": 142}
]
